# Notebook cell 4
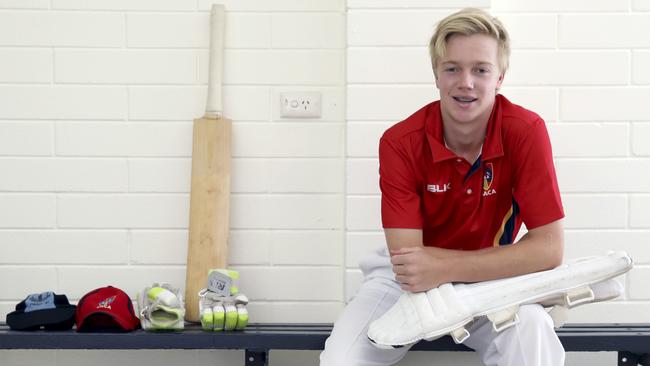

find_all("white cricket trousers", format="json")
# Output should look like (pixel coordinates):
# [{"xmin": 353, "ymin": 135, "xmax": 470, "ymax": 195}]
[{"xmin": 319, "ymin": 248, "xmax": 565, "ymax": 366}]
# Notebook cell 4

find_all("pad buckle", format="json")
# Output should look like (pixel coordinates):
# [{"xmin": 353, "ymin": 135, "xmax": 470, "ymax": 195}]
[
  {"xmin": 566, "ymin": 286, "xmax": 595, "ymax": 307},
  {"xmin": 487, "ymin": 306, "xmax": 520, "ymax": 332},
  {"xmin": 450, "ymin": 327, "xmax": 470, "ymax": 344}
]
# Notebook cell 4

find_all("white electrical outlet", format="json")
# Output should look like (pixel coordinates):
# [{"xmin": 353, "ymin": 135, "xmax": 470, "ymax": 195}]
[{"xmin": 280, "ymin": 92, "xmax": 322, "ymax": 118}]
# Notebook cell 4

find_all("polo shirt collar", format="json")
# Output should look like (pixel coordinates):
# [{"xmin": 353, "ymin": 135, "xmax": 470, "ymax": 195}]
[{"xmin": 425, "ymin": 95, "xmax": 505, "ymax": 163}]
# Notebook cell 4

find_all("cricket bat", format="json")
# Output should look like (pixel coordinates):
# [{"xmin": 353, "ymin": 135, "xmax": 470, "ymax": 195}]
[{"xmin": 185, "ymin": 4, "xmax": 231, "ymax": 323}]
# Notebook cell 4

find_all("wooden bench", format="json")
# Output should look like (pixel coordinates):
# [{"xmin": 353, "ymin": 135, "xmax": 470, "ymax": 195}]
[{"xmin": 2, "ymin": 323, "xmax": 649, "ymax": 366}]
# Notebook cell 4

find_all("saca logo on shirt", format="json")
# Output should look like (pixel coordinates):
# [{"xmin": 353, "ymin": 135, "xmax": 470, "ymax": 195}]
[
  {"xmin": 427, "ymin": 183, "xmax": 451, "ymax": 193},
  {"xmin": 483, "ymin": 163, "xmax": 496, "ymax": 197}
]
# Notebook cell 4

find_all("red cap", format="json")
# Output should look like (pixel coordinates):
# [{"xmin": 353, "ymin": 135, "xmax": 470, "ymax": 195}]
[{"xmin": 75, "ymin": 286, "xmax": 140, "ymax": 332}]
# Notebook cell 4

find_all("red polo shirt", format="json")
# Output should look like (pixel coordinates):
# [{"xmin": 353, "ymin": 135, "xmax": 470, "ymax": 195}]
[{"xmin": 379, "ymin": 95, "xmax": 564, "ymax": 250}]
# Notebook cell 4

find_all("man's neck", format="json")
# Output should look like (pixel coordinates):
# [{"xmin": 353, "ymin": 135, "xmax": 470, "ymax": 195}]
[{"xmin": 442, "ymin": 118, "xmax": 488, "ymax": 164}]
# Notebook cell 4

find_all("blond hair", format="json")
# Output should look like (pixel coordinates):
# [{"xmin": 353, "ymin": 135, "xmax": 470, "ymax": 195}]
[{"xmin": 429, "ymin": 8, "xmax": 510, "ymax": 76}]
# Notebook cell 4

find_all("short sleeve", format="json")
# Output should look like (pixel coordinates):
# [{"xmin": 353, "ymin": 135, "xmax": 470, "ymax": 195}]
[
  {"xmin": 378, "ymin": 136, "xmax": 423, "ymax": 229},
  {"xmin": 512, "ymin": 119, "xmax": 564, "ymax": 229}
]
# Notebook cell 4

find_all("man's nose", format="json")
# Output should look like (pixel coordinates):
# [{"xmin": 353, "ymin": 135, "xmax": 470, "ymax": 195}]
[{"xmin": 459, "ymin": 71, "xmax": 474, "ymax": 89}]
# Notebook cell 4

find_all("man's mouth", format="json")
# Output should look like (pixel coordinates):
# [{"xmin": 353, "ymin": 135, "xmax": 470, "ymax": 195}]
[{"xmin": 453, "ymin": 96, "xmax": 478, "ymax": 104}]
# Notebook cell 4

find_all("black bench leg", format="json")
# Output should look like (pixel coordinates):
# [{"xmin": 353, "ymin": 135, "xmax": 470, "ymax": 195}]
[
  {"xmin": 637, "ymin": 353, "xmax": 650, "ymax": 366},
  {"xmin": 619, "ymin": 352, "xmax": 637, "ymax": 366},
  {"xmin": 245, "ymin": 349, "xmax": 269, "ymax": 366},
  {"xmin": 619, "ymin": 351, "xmax": 650, "ymax": 366}
]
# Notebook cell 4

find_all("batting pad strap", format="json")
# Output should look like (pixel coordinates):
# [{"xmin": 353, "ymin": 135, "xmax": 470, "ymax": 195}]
[
  {"xmin": 409, "ymin": 292, "xmax": 436, "ymax": 329},
  {"xmin": 547, "ymin": 305, "xmax": 569, "ymax": 328},
  {"xmin": 566, "ymin": 286, "xmax": 595, "ymax": 307},
  {"xmin": 450, "ymin": 327, "xmax": 471, "ymax": 344},
  {"xmin": 437, "ymin": 283, "xmax": 463, "ymax": 313},
  {"xmin": 486, "ymin": 305, "xmax": 519, "ymax": 332}
]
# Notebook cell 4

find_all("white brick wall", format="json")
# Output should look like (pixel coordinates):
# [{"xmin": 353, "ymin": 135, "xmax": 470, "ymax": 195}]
[
  {"xmin": 0, "ymin": 3, "xmax": 346, "ymax": 362},
  {"xmin": 348, "ymin": 10, "xmax": 466, "ymax": 47},
  {"xmin": 556, "ymin": 160, "xmax": 650, "ymax": 192},
  {"xmin": 55, "ymin": 50, "xmax": 198, "ymax": 84},
  {"xmin": 562, "ymin": 195, "xmax": 627, "ymax": 229},
  {"xmin": 0, "ymin": 49, "xmax": 52, "ymax": 83},
  {"xmin": 547, "ymin": 123, "xmax": 628, "ymax": 157},
  {"xmin": 498, "ymin": 86, "xmax": 558, "ymax": 121},
  {"xmin": 0, "ymin": 195, "xmax": 56, "ymax": 228},
  {"xmin": 347, "ymin": 86, "xmax": 437, "ymax": 121},
  {"xmin": 507, "ymin": 51, "xmax": 629, "ymax": 85},
  {"xmin": 0, "ymin": 122, "xmax": 53, "ymax": 155},
  {"xmin": 0, "ymin": 11, "xmax": 125, "ymax": 47},
  {"xmin": 0, "ymin": 86, "xmax": 127, "ymax": 120},
  {"xmin": 633, "ymin": 123, "xmax": 650, "ymax": 155},
  {"xmin": 561, "ymin": 87, "xmax": 650, "ymax": 121},
  {"xmin": 492, "ymin": 0, "xmax": 629, "ymax": 12},
  {"xmin": 1, "ymin": 1, "xmax": 649, "ymax": 365},
  {"xmin": 497, "ymin": 14, "xmax": 556, "ymax": 48},
  {"xmin": 559, "ymin": 14, "xmax": 650, "ymax": 48}
]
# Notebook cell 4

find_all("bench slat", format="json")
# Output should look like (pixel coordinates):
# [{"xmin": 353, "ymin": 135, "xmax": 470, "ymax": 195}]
[{"xmin": 1, "ymin": 323, "xmax": 649, "ymax": 355}]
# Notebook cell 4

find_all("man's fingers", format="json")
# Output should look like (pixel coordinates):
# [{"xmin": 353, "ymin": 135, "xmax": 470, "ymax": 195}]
[
  {"xmin": 390, "ymin": 252, "xmax": 413, "ymax": 265},
  {"xmin": 398, "ymin": 281, "xmax": 425, "ymax": 293},
  {"xmin": 392, "ymin": 263, "xmax": 412, "ymax": 276},
  {"xmin": 390, "ymin": 247, "xmax": 417, "ymax": 256},
  {"xmin": 395, "ymin": 274, "xmax": 418, "ymax": 287}
]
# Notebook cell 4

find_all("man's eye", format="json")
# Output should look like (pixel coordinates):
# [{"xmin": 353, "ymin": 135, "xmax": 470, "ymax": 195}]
[
  {"xmin": 445, "ymin": 67, "xmax": 458, "ymax": 72},
  {"xmin": 475, "ymin": 68, "xmax": 489, "ymax": 74}
]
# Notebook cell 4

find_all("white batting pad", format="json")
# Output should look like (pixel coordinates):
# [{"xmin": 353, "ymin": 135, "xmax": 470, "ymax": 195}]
[{"xmin": 368, "ymin": 251, "xmax": 632, "ymax": 348}]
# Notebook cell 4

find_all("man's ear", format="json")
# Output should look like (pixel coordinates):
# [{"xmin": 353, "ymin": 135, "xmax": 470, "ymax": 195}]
[{"xmin": 496, "ymin": 73, "xmax": 505, "ymax": 89}]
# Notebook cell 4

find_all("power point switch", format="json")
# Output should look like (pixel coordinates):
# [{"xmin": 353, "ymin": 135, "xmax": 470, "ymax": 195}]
[{"xmin": 280, "ymin": 92, "xmax": 322, "ymax": 118}]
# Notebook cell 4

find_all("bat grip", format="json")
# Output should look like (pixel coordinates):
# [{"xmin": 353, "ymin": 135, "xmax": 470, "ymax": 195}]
[{"xmin": 206, "ymin": 4, "xmax": 224, "ymax": 118}]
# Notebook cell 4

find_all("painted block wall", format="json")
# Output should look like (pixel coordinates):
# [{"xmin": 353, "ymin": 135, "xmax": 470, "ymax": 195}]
[
  {"xmin": 0, "ymin": 0, "xmax": 345, "ymax": 365},
  {"xmin": 0, "ymin": 0, "xmax": 347, "ymax": 324},
  {"xmin": 1, "ymin": 0, "xmax": 648, "ymax": 365}
]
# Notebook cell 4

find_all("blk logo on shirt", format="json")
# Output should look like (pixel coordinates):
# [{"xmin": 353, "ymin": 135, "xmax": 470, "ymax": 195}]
[{"xmin": 427, "ymin": 183, "xmax": 451, "ymax": 193}]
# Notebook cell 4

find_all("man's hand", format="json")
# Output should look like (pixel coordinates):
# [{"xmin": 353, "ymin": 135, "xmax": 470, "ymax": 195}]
[
  {"xmin": 390, "ymin": 246, "xmax": 449, "ymax": 292},
  {"xmin": 385, "ymin": 219, "xmax": 564, "ymax": 292}
]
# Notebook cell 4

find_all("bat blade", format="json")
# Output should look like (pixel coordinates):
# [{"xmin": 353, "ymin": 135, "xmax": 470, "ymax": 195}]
[
  {"xmin": 185, "ymin": 4, "xmax": 229, "ymax": 323},
  {"xmin": 185, "ymin": 115, "xmax": 231, "ymax": 322}
]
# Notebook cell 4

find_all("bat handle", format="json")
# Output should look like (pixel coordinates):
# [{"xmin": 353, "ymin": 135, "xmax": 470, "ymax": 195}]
[{"xmin": 206, "ymin": 4, "xmax": 224, "ymax": 118}]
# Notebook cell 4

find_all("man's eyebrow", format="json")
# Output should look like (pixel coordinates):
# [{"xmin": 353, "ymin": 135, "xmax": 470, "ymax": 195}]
[{"xmin": 441, "ymin": 60, "xmax": 495, "ymax": 66}]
